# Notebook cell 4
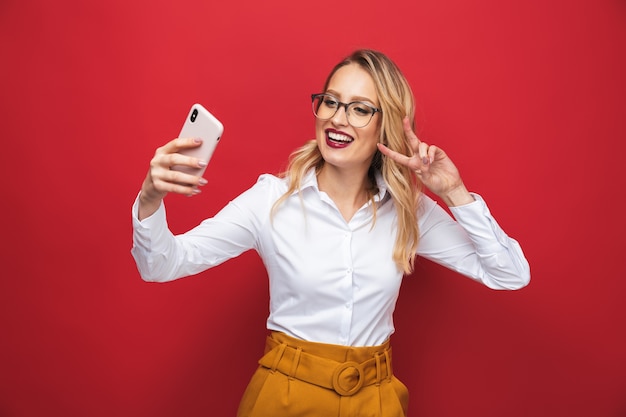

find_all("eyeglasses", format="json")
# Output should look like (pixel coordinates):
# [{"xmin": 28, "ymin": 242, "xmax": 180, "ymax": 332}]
[{"xmin": 311, "ymin": 93, "xmax": 382, "ymax": 128}]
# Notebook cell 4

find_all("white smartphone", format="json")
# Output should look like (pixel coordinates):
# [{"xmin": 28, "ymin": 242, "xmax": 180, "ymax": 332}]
[{"xmin": 172, "ymin": 103, "xmax": 224, "ymax": 177}]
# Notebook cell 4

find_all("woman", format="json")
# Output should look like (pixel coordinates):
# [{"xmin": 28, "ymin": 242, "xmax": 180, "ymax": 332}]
[{"xmin": 132, "ymin": 49, "xmax": 530, "ymax": 417}]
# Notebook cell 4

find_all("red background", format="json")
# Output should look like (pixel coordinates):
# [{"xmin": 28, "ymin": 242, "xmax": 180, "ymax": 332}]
[{"xmin": 1, "ymin": 0, "xmax": 625, "ymax": 416}]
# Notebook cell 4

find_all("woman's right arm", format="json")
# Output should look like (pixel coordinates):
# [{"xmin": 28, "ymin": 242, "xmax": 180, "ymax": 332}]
[
  {"xmin": 132, "ymin": 136, "xmax": 278, "ymax": 282},
  {"xmin": 132, "ymin": 136, "xmax": 213, "ymax": 282}
]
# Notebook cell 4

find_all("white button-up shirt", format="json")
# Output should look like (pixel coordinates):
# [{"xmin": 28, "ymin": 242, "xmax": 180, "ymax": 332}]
[{"xmin": 132, "ymin": 170, "xmax": 529, "ymax": 346}]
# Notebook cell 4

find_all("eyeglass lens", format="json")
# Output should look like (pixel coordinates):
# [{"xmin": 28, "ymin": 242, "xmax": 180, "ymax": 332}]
[{"xmin": 312, "ymin": 95, "xmax": 376, "ymax": 128}]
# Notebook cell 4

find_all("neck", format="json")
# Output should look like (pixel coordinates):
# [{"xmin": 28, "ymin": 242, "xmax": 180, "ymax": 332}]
[{"xmin": 317, "ymin": 164, "xmax": 373, "ymax": 220}]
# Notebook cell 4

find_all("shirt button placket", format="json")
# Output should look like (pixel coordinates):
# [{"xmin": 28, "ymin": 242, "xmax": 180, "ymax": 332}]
[{"xmin": 339, "ymin": 231, "xmax": 354, "ymax": 344}]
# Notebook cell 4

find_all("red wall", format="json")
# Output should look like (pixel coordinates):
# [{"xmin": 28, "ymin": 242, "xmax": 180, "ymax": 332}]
[{"xmin": 1, "ymin": 0, "xmax": 625, "ymax": 416}]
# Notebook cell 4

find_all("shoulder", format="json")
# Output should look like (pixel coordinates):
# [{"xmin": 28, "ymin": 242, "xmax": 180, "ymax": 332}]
[
  {"xmin": 417, "ymin": 192, "xmax": 437, "ymax": 214},
  {"xmin": 416, "ymin": 193, "xmax": 445, "ymax": 228},
  {"xmin": 252, "ymin": 173, "xmax": 289, "ymax": 194},
  {"xmin": 231, "ymin": 174, "xmax": 289, "ymax": 207}
]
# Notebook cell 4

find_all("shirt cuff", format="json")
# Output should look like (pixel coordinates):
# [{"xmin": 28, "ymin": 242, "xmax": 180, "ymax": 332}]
[
  {"xmin": 448, "ymin": 193, "xmax": 511, "ymax": 253},
  {"xmin": 131, "ymin": 192, "xmax": 166, "ymax": 229},
  {"xmin": 131, "ymin": 192, "xmax": 171, "ymax": 253}
]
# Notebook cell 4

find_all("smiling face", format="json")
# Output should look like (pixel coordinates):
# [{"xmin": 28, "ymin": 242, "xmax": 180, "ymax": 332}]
[{"xmin": 315, "ymin": 63, "xmax": 381, "ymax": 173}]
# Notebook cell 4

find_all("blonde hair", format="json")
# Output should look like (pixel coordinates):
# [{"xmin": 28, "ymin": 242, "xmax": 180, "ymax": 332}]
[{"xmin": 273, "ymin": 49, "xmax": 421, "ymax": 274}]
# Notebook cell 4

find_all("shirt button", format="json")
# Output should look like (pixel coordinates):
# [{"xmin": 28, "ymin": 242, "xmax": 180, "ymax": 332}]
[{"xmin": 345, "ymin": 303, "xmax": 352, "ymax": 310}]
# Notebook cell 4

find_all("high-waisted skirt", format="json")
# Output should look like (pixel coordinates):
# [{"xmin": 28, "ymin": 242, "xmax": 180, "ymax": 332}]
[{"xmin": 237, "ymin": 332, "xmax": 409, "ymax": 417}]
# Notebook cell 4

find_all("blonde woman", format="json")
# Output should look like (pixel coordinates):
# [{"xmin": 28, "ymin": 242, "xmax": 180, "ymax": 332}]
[{"xmin": 132, "ymin": 49, "xmax": 530, "ymax": 417}]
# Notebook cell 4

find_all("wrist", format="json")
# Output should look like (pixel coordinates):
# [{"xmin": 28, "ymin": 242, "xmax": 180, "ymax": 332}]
[
  {"xmin": 139, "ymin": 189, "xmax": 162, "ymax": 205},
  {"xmin": 140, "ymin": 174, "xmax": 166, "ymax": 201},
  {"xmin": 441, "ymin": 183, "xmax": 474, "ymax": 207},
  {"xmin": 138, "ymin": 177, "xmax": 166, "ymax": 221}
]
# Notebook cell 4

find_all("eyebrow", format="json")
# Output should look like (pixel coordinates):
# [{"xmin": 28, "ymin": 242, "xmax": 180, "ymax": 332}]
[{"xmin": 325, "ymin": 90, "xmax": 378, "ymax": 106}]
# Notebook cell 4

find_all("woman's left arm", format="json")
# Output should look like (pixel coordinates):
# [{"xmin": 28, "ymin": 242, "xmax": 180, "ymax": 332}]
[
  {"xmin": 378, "ymin": 117, "xmax": 530, "ymax": 289},
  {"xmin": 416, "ymin": 194, "xmax": 530, "ymax": 289}
]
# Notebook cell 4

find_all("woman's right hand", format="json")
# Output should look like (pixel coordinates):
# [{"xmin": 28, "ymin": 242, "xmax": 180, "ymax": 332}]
[{"xmin": 138, "ymin": 137, "xmax": 208, "ymax": 220}]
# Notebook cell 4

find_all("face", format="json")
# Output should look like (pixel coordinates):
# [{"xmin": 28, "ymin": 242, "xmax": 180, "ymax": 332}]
[{"xmin": 315, "ymin": 63, "xmax": 380, "ymax": 172}]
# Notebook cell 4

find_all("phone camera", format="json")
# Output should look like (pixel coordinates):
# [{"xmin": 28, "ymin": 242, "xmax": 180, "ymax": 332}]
[{"xmin": 190, "ymin": 108, "xmax": 198, "ymax": 122}]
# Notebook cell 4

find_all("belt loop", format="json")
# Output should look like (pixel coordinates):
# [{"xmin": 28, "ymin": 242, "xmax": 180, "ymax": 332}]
[
  {"xmin": 384, "ymin": 348, "xmax": 392, "ymax": 381},
  {"xmin": 271, "ymin": 343, "xmax": 287, "ymax": 372},
  {"xmin": 374, "ymin": 353, "xmax": 382, "ymax": 385},
  {"xmin": 288, "ymin": 347, "xmax": 303, "ymax": 380}
]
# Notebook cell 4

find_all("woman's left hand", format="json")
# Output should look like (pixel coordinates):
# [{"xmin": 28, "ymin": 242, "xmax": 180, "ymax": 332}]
[{"xmin": 377, "ymin": 117, "xmax": 475, "ymax": 207}]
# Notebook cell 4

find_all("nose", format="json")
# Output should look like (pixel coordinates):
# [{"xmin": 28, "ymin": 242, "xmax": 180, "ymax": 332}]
[{"xmin": 331, "ymin": 104, "xmax": 349, "ymax": 126}]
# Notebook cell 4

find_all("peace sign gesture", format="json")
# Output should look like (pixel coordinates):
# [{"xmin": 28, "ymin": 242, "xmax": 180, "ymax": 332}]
[{"xmin": 377, "ymin": 117, "xmax": 475, "ymax": 207}]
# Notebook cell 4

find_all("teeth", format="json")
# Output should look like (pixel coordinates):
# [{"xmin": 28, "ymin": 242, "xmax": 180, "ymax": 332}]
[{"xmin": 328, "ymin": 132, "xmax": 353, "ymax": 142}]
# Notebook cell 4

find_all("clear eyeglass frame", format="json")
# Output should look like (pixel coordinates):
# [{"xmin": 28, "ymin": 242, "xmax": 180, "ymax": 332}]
[{"xmin": 311, "ymin": 93, "xmax": 382, "ymax": 128}]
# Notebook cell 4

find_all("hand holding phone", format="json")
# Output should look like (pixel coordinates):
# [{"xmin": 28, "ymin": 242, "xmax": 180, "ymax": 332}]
[{"xmin": 171, "ymin": 103, "xmax": 224, "ymax": 177}]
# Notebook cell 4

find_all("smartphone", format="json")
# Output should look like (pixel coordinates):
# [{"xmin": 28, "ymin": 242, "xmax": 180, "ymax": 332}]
[{"xmin": 172, "ymin": 103, "xmax": 224, "ymax": 177}]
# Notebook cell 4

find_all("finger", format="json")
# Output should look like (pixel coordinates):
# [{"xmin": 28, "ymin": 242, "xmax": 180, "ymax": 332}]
[
  {"xmin": 427, "ymin": 145, "xmax": 438, "ymax": 164},
  {"xmin": 377, "ymin": 143, "xmax": 416, "ymax": 169},
  {"xmin": 165, "ymin": 168, "xmax": 206, "ymax": 186},
  {"xmin": 402, "ymin": 117, "xmax": 420, "ymax": 150},
  {"xmin": 163, "ymin": 152, "xmax": 208, "ymax": 170},
  {"xmin": 418, "ymin": 141, "xmax": 430, "ymax": 164},
  {"xmin": 153, "ymin": 169, "xmax": 207, "ymax": 194},
  {"xmin": 154, "ymin": 179, "xmax": 203, "ymax": 197},
  {"xmin": 151, "ymin": 149, "xmax": 208, "ymax": 174},
  {"xmin": 378, "ymin": 142, "xmax": 428, "ymax": 173},
  {"xmin": 157, "ymin": 137, "xmax": 203, "ymax": 155}
]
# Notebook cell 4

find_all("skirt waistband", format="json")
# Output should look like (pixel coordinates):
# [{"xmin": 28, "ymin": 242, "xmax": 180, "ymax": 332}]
[{"xmin": 258, "ymin": 332, "xmax": 393, "ymax": 396}]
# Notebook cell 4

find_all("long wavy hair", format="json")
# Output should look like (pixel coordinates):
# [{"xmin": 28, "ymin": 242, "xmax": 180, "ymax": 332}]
[{"xmin": 272, "ymin": 49, "xmax": 421, "ymax": 274}]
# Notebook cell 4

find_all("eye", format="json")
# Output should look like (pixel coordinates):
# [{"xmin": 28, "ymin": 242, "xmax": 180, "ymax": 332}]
[
  {"xmin": 323, "ymin": 96, "xmax": 339, "ymax": 108},
  {"xmin": 351, "ymin": 104, "xmax": 374, "ymax": 116}
]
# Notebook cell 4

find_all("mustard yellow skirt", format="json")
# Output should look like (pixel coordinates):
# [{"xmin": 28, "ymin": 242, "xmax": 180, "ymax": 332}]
[{"xmin": 237, "ymin": 332, "xmax": 409, "ymax": 417}]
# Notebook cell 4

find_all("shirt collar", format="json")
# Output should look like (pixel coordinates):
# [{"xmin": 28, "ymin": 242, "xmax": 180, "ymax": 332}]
[{"xmin": 298, "ymin": 169, "xmax": 390, "ymax": 202}]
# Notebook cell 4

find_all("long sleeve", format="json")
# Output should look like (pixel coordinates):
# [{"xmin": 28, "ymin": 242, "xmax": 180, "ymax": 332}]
[
  {"xmin": 130, "ymin": 196, "xmax": 211, "ymax": 282},
  {"xmin": 130, "ymin": 176, "xmax": 273, "ymax": 282},
  {"xmin": 416, "ymin": 193, "xmax": 530, "ymax": 290}
]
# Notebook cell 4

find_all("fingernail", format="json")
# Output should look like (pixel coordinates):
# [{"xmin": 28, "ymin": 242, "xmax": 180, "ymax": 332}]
[
  {"xmin": 198, "ymin": 160, "xmax": 208, "ymax": 167},
  {"xmin": 198, "ymin": 178, "xmax": 208, "ymax": 186},
  {"xmin": 422, "ymin": 157, "xmax": 429, "ymax": 165},
  {"xmin": 194, "ymin": 137, "xmax": 202, "ymax": 143}
]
